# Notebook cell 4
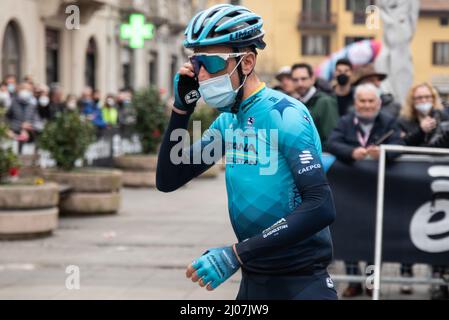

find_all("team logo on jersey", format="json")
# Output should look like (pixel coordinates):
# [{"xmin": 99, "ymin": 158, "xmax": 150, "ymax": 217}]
[
  {"xmin": 247, "ymin": 117, "xmax": 255, "ymax": 126},
  {"xmin": 185, "ymin": 90, "xmax": 200, "ymax": 104},
  {"xmin": 273, "ymin": 98, "xmax": 295, "ymax": 118},
  {"xmin": 299, "ymin": 150, "xmax": 314, "ymax": 164},
  {"xmin": 262, "ymin": 218, "xmax": 288, "ymax": 239},
  {"xmin": 298, "ymin": 164, "xmax": 321, "ymax": 175}
]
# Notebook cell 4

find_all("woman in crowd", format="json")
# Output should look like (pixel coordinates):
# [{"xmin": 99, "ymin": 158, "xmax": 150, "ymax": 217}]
[
  {"xmin": 399, "ymin": 82, "xmax": 449, "ymax": 300},
  {"xmin": 399, "ymin": 82, "xmax": 449, "ymax": 147}
]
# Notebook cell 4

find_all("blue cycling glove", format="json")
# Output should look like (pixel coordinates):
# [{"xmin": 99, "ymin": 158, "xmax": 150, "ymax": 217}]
[
  {"xmin": 173, "ymin": 73, "xmax": 201, "ymax": 114},
  {"xmin": 192, "ymin": 246, "xmax": 240, "ymax": 289}
]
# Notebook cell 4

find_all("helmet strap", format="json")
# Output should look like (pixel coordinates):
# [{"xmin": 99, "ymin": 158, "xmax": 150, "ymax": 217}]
[{"xmin": 231, "ymin": 48, "xmax": 246, "ymax": 114}]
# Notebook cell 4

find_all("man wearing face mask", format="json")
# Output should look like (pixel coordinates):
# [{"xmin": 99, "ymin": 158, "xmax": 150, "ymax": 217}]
[
  {"xmin": 157, "ymin": 4, "xmax": 337, "ymax": 300},
  {"xmin": 4, "ymin": 75, "xmax": 17, "ymax": 97},
  {"xmin": 333, "ymin": 59, "xmax": 354, "ymax": 117},
  {"xmin": 6, "ymin": 82, "xmax": 42, "ymax": 148},
  {"xmin": 35, "ymin": 84, "xmax": 52, "ymax": 121}
]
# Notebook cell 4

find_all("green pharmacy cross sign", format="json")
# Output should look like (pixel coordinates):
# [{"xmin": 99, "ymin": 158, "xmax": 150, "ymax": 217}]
[{"xmin": 120, "ymin": 14, "xmax": 154, "ymax": 49}]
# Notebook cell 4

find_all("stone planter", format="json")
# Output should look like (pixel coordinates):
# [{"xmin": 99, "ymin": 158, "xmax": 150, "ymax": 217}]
[
  {"xmin": 18, "ymin": 154, "xmax": 42, "ymax": 178},
  {"xmin": 43, "ymin": 169, "xmax": 122, "ymax": 215},
  {"xmin": 0, "ymin": 182, "xmax": 59, "ymax": 239},
  {"xmin": 114, "ymin": 154, "xmax": 157, "ymax": 188}
]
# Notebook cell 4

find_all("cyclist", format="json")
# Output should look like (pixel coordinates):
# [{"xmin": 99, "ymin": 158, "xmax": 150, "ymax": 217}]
[{"xmin": 156, "ymin": 4, "xmax": 337, "ymax": 300}]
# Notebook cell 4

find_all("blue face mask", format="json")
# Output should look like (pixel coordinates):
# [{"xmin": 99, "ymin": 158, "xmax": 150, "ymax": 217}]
[
  {"xmin": 7, "ymin": 84, "xmax": 15, "ymax": 94},
  {"xmin": 198, "ymin": 56, "xmax": 247, "ymax": 113}
]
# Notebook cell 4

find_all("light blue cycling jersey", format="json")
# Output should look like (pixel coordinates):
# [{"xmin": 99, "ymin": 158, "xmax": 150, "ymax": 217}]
[{"xmin": 205, "ymin": 84, "xmax": 334, "ymax": 274}]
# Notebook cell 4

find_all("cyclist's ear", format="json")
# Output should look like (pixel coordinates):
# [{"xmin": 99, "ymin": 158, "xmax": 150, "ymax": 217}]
[{"xmin": 241, "ymin": 52, "xmax": 257, "ymax": 76}]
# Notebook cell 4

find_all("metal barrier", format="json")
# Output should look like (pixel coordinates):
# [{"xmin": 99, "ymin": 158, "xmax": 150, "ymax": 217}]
[{"xmin": 373, "ymin": 145, "xmax": 449, "ymax": 300}]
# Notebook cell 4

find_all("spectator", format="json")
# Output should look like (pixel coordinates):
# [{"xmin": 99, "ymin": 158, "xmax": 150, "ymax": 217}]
[
  {"xmin": 315, "ymin": 77, "xmax": 334, "ymax": 95},
  {"xmin": 79, "ymin": 87, "xmax": 94, "ymax": 114},
  {"xmin": 93, "ymin": 89, "xmax": 101, "ymax": 107},
  {"xmin": 35, "ymin": 84, "xmax": 52, "ymax": 121},
  {"xmin": 328, "ymin": 83, "xmax": 403, "ymax": 163},
  {"xmin": 4, "ymin": 74, "xmax": 17, "ymax": 97},
  {"xmin": 0, "ymin": 82, "xmax": 12, "ymax": 110},
  {"xmin": 399, "ymin": 82, "xmax": 449, "ymax": 300},
  {"xmin": 327, "ymin": 83, "xmax": 404, "ymax": 297},
  {"xmin": 23, "ymin": 75, "xmax": 35, "ymax": 87},
  {"xmin": 291, "ymin": 63, "xmax": 339, "ymax": 146},
  {"xmin": 65, "ymin": 94, "xmax": 79, "ymax": 113},
  {"xmin": 399, "ymin": 82, "xmax": 449, "ymax": 147},
  {"xmin": 274, "ymin": 66, "xmax": 298, "ymax": 98},
  {"xmin": 443, "ymin": 98, "xmax": 449, "ymax": 110},
  {"xmin": 430, "ymin": 267, "xmax": 449, "ymax": 300},
  {"xmin": 333, "ymin": 58, "xmax": 355, "ymax": 116},
  {"xmin": 102, "ymin": 94, "xmax": 118, "ymax": 128},
  {"xmin": 117, "ymin": 89, "xmax": 136, "ymax": 136},
  {"xmin": 47, "ymin": 85, "xmax": 66, "ymax": 118},
  {"xmin": 80, "ymin": 87, "xmax": 106, "ymax": 132},
  {"xmin": 22, "ymin": 76, "xmax": 37, "ymax": 107},
  {"xmin": 5, "ymin": 82, "xmax": 43, "ymax": 149},
  {"xmin": 353, "ymin": 64, "xmax": 401, "ymax": 118}
]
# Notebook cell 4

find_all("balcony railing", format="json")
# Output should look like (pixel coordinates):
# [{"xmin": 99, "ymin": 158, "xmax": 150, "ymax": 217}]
[{"xmin": 298, "ymin": 12, "xmax": 337, "ymax": 30}]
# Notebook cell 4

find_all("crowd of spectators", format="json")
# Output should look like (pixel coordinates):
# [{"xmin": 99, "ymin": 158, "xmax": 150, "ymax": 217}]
[
  {"xmin": 273, "ymin": 60, "xmax": 449, "ymax": 300},
  {"xmin": 0, "ymin": 74, "xmax": 136, "ymax": 152}
]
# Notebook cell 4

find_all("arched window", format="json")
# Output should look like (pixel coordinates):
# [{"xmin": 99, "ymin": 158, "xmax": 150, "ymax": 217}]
[
  {"xmin": 85, "ymin": 37, "xmax": 97, "ymax": 89},
  {"xmin": 1, "ymin": 21, "xmax": 22, "ymax": 80}
]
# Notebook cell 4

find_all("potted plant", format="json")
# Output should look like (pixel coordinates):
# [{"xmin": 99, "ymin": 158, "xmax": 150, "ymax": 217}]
[
  {"xmin": 188, "ymin": 104, "xmax": 222, "ymax": 177},
  {"xmin": 0, "ymin": 109, "xmax": 59, "ymax": 239},
  {"xmin": 39, "ymin": 111, "xmax": 122, "ymax": 215},
  {"xmin": 114, "ymin": 87, "xmax": 168, "ymax": 187}
]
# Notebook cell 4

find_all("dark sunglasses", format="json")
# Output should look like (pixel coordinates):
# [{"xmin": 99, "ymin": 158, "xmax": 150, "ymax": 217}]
[{"xmin": 189, "ymin": 53, "xmax": 247, "ymax": 75}]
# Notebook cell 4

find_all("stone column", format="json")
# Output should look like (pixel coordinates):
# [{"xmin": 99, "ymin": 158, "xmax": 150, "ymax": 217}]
[{"xmin": 158, "ymin": 24, "xmax": 170, "ymax": 98}]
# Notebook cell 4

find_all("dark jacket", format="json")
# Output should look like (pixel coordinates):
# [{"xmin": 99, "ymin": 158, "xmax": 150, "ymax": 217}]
[
  {"xmin": 304, "ymin": 90, "xmax": 339, "ymax": 146},
  {"xmin": 399, "ymin": 109, "xmax": 449, "ymax": 147},
  {"xmin": 328, "ymin": 111, "xmax": 404, "ymax": 163},
  {"xmin": 380, "ymin": 93, "xmax": 401, "ymax": 119},
  {"xmin": 427, "ymin": 125, "xmax": 449, "ymax": 148},
  {"xmin": 6, "ymin": 97, "xmax": 42, "ymax": 134},
  {"xmin": 38, "ymin": 102, "xmax": 65, "ymax": 121},
  {"xmin": 335, "ymin": 87, "xmax": 355, "ymax": 117}
]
